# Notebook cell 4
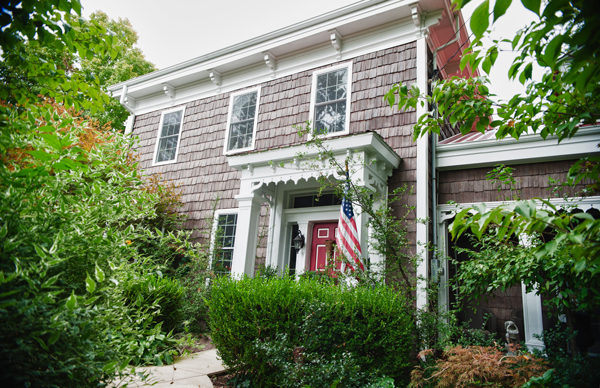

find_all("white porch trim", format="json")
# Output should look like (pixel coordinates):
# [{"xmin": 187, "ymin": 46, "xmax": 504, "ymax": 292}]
[
  {"xmin": 436, "ymin": 125, "xmax": 600, "ymax": 171},
  {"xmin": 226, "ymin": 132, "xmax": 401, "ymax": 277},
  {"xmin": 436, "ymin": 196, "xmax": 600, "ymax": 351}
]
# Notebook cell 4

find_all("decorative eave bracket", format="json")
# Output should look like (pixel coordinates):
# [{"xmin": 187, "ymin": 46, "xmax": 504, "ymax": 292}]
[
  {"xmin": 263, "ymin": 51, "xmax": 276, "ymax": 78},
  {"xmin": 329, "ymin": 29, "xmax": 342, "ymax": 60},
  {"xmin": 119, "ymin": 85, "xmax": 136, "ymax": 113},
  {"xmin": 409, "ymin": 2, "xmax": 426, "ymax": 37},
  {"xmin": 208, "ymin": 69, "xmax": 222, "ymax": 92},
  {"xmin": 162, "ymin": 83, "xmax": 176, "ymax": 103}
]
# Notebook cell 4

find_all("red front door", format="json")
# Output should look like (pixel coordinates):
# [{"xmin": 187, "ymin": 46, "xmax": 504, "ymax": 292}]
[{"xmin": 310, "ymin": 222, "xmax": 338, "ymax": 271}]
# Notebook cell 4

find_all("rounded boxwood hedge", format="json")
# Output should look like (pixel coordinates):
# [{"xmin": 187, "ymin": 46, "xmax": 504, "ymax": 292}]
[{"xmin": 207, "ymin": 275, "xmax": 415, "ymax": 387}]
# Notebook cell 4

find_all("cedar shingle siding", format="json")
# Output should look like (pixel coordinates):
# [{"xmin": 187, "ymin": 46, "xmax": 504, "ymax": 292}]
[
  {"xmin": 132, "ymin": 42, "xmax": 418, "ymax": 259},
  {"xmin": 438, "ymin": 159, "xmax": 589, "ymax": 204}
]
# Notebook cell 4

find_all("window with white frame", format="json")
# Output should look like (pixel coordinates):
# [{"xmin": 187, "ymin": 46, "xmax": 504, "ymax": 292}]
[
  {"xmin": 214, "ymin": 213, "xmax": 238, "ymax": 273},
  {"xmin": 310, "ymin": 63, "xmax": 352, "ymax": 135},
  {"xmin": 153, "ymin": 107, "xmax": 186, "ymax": 164},
  {"xmin": 224, "ymin": 88, "xmax": 260, "ymax": 154}
]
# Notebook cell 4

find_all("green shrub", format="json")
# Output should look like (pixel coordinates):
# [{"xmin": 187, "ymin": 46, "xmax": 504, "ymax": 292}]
[
  {"xmin": 530, "ymin": 325, "xmax": 600, "ymax": 388},
  {"xmin": 123, "ymin": 270, "xmax": 184, "ymax": 334},
  {"xmin": 174, "ymin": 248, "xmax": 213, "ymax": 334},
  {"xmin": 207, "ymin": 275, "xmax": 415, "ymax": 387}
]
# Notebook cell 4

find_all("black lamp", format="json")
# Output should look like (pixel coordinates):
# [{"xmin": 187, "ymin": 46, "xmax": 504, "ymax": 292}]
[{"xmin": 293, "ymin": 230, "xmax": 304, "ymax": 252}]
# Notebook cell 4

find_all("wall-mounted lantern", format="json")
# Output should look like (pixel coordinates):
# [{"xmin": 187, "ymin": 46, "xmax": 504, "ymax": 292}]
[{"xmin": 293, "ymin": 230, "xmax": 305, "ymax": 252}]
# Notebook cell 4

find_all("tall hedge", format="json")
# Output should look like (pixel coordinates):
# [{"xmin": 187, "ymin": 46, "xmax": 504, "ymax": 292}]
[{"xmin": 208, "ymin": 275, "xmax": 415, "ymax": 387}]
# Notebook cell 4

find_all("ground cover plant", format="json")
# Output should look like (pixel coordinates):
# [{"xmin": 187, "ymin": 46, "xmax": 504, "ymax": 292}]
[
  {"xmin": 207, "ymin": 274, "xmax": 415, "ymax": 387},
  {"xmin": 408, "ymin": 345, "xmax": 549, "ymax": 388}
]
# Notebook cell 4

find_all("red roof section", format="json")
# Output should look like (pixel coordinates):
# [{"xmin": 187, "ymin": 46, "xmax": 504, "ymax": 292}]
[{"xmin": 438, "ymin": 129, "xmax": 497, "ymax": 145}]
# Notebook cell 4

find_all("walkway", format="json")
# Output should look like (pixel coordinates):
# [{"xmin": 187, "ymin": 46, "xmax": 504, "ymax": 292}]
[{"xmin": 127, "ymin": 349, "xmax": 225, "ymax": 388}]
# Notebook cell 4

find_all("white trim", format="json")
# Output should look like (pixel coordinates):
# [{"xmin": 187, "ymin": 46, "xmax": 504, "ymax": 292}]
[
  {"xmin": 415, "ymin": 36, "xmax": 429, "ymax": 310},
  {"xmin": 308, "ymin": 62, "xmax": 353, "ymax": 138},
  {"xmin": 227, "ymin": 132, "xmax": 400, "ymax": 174},
  {"xmin": 209, "ymin": 208, "xmax": 239, "ymax": 271},
  {"xmin": 107, "ymin": 3, "xmax": 444, "ymax": 116},
  {"xmin": 437, "ymin": 195, "xmax": 600, "ymax": 215},
  {"xmin": 436, "ymin": 126, "xmax": 600, "ymax": 170},
  {"xmin": 151, "ymin": 106, "xmax": 186, "ymax": 166},
  {"xmin": 223, "ymin": 86, "xmax": 262, "ymax": 156}
]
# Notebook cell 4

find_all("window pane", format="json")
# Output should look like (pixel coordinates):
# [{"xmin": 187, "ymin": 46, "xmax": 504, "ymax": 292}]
[
  {"xmin": 313, "ymin": 67, "xmax": 349, "ymax": 133},
  {"xmin": 228, "ymin": 91, "xmax": 257, "ymax": 151},
  {"xmin": 317, "ymin": 73, "xmax": 327, "ymax": 90},
  {"xmin": 216, "ymin": 214, "xmax": 237, "ymax": 274},
  {"xmin": 327, "ymin": 71, "xmax": 337, "ymax": 87},
  {"xmin": 156, "ymin": 110, "xmax": 183, "ymax": 163}
]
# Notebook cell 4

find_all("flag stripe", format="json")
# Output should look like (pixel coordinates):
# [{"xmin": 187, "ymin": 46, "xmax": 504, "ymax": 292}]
[{"xmin": 336, "ymin": 174, "xmax": 364, "ymax": 272}]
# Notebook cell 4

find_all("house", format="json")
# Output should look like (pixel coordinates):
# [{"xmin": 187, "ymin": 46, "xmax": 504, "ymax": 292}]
[{"xmin": 107, "ymin": 0, "xmax": 600, "ymax": 352}]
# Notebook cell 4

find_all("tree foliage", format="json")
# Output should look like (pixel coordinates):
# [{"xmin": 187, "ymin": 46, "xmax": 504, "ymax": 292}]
[
  {"xmin": 0, "ymin": 2, "xmax": 156, "ymax": 129},
  {"xmin": 0, "ymin": 2, "xmax": 194, "ymax": 386},
  {"xmin": 78, "ymin": 11, "xmax": 157, "ymax": 129}
]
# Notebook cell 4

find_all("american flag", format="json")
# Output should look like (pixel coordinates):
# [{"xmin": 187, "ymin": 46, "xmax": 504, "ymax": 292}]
[{"xmin": 336, "ymin": 174, "xmax": 364, "ymax": 271}]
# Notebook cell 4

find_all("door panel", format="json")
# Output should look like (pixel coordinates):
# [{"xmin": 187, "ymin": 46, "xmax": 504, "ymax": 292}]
[{"xmin": 310, "ymin": 222, "xmax": 338, "ymax": 271}]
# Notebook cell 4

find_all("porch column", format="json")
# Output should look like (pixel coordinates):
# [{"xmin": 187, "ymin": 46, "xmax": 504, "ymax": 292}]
[
  {"xmin": 296, "ymin": 221, "xmax": 309, "ymax": 276},
  {"xmin": 415, "ymin": 35, "xmax": 430, "ymax": 309},
  {"xmin": 368, "ymin": 198, "xmax": 385, "ymax": 277},
  {"xmin": 231, "ymin": 193, "xmax": 263, "ymax": 278},
  {"xmin": 522, "ymin": 283, "xmax": 545, "ymax": 351}
]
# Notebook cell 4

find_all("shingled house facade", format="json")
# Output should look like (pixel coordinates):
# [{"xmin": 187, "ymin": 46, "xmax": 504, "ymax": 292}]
[{"xmin": 108, "ymin": 0, "xmax": 600, "ymax": 352}]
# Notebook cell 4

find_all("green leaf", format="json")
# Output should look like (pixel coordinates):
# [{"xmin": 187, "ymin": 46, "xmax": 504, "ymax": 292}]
[
  {"xmin": 39, "ymin": 133, "xmax": 64, "ymax": 151},
  {"xmin": 574, "ymin": 259, "xmax": 587, "ymax": 273},
  {"xmin": 26, "ymin": 150, "xmax": 56, "ymax": 162},
  {"xmin": 37, "ymin": 125, "xmax": 55, "ymax": 132},
  {"xmin": 119, "ymin": 357, "xmax": 131, "ymax": 370},
  {"xmin": 34, "ymin": 244, "xmax": 48, "ymax": 259},
  {"xmin": 0, "ymin": 223, "xmax": 6, "ymax": 239},
  {"xmin": 493, "ymin": 0, "xmax": 512, "ymax": 22},
  {"xmin": 32, "ymin": 336, "xmax": 49, "ymax": 350},
  {"xmin": 48, "ymin": 331, "xmax": 60, "ymax": 345},
  {"xmin": 102, "ymin": 360, "xmax": 119, "ymax": 373},
  {"xmin": 482, "ymin": 57, "xmax": 492, "ymax": 75},
  {"xmin": 66, "ymin": 291, "xmax": 76, "ymax": 311},
  {"xmin": 95, "ymin": 265, "xmax": 105, "ymax": 283},
  {"xmin": 85, "ymin": 274, "xmax": 96, "ymax": 294},
  {"xmin": 42, "ymin": 274, "xmax": 60, "ymax": 289},
  {"xmin": 543, "ymin": 35, "xmax": 563, "ymax": 68},
  {"xmin": 470, "ymin": 0, "xmax": 490, "ymax": 38},
  {"xmin": 521, "ymin": 0, "xmax": 541, "ymax": 16}
]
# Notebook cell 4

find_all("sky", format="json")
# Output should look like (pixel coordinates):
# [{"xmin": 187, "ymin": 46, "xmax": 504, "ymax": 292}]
[{"xmin": 80, "ymin": 0, "xmax": 540, "ymax": 102}]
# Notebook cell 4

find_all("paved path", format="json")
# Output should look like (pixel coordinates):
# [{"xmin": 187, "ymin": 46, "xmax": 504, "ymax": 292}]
[{"xmin": 127, "ymin": 349, "xmax": 225, "ymax": 388}]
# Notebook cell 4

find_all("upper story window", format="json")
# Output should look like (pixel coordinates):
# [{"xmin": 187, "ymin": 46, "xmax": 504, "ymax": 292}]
[
  {"xmin": 153, "ymin": 107, "xmax": 186, "ymax": 165},
  {"xmin": 309, "ymin": 63, "xmax": 352, "ymax": 136},
  {"xmin": 224, "ymin": 87, "xmax": 261, "ymax": 155}
]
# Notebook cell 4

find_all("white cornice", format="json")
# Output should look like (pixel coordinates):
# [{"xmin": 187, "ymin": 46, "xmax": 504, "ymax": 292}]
[
  {"xmin": 107, "ymin": 0, "xmax": 446, "ymax": 116},
  {"xmin": 227, "ymin": 132, "xmax": 400, "ymax": 170},
  {"xmin": 108, "ymin": 0, "xmax": 389, "ymax": 91},
  {"xmin": 437, "ymin": 196, "xmax": 600, "ymax": 215},
  {"xmin": 436, "ymin": 126, "xmax": 600, "ymax": 170}
]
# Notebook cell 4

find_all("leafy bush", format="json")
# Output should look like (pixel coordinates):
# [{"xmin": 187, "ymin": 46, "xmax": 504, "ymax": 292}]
[
  {"xmin": 174, "ymin": 249, "xmax": 213, "ymax": 334},
  {"xmin": 0, "ymin": 101, "xmax": 196, "ymax": 385},
  {"xmin": 530, "ymin": 325, "xmax": 600, "ymax": 388},
  {"xmin": 207, "ymin": 275, "xmax": 415, "ymax": 387},
  {"xmin": 122, "ymin": 269, "xmax": 184, "ymax": 334}
]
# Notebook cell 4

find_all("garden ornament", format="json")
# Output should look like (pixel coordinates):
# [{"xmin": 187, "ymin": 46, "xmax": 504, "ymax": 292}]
[{"xmin": 505, "ymin": 321, "xmax": 519, "ymax": 356}]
